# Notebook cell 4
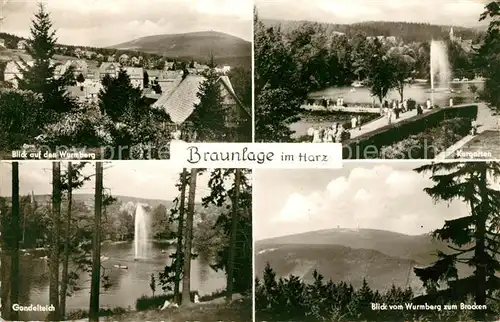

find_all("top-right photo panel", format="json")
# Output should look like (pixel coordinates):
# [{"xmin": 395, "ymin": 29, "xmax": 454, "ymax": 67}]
[{"xmin": 254, "ymin": 0, "xmax": 500, "ymax": 160}]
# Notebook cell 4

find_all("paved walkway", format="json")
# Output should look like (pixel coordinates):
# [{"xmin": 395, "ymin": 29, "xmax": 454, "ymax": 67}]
[
  {"xmin": 302, "ymin": 104, "xmax": 380, "ymax": 114},
  {"xmin": 349, "ymin": 109, "xmax": 431, "ymax": 139},
  {"xmin": 435, "ymin": 103, "xmax": 500, "ymax": 159}
]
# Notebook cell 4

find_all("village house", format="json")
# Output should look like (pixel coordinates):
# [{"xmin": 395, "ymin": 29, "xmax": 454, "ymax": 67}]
[
  {"xmin": 74, "ymin": 48, "xmax": 83, "ymax": 58},
  {"xmin": 130, "ymin": 56, "xmax": 140, "ymax": 66},
  {"xmin": 215, "ymin": 65, "xmax": 231, "ymax": 74},
  {"xmin": 107, "ymin": 55, "xmax": 116, "ymax": 62},
  {"xmin": 196, "ymin": 64, "xmax": 210, "ymax": 74},
  {"xmin": 4, "ymin": 60, "xmax": 35, "ymax": 88},
  {"xmin": 0, "ymin": 39, "xmax": 5, "ymax": 48},
  {"xmin": 164, "ymin": 61, "xmax": 174, "ymax": 70},
  {"xmin": 96, "ymin": 53, "xmax": 104, "ymax": 61},
  {"xmin": 145, "ymin": 69, "xmax": 161, "ymax": 87},
  {"xmin": 86, "ymin": 68, "xmax": 99, "ymax": 81},
  {"xmin": 55, "ymin": 60, "xmax": 88, "ymax": 78},
  {"xmin": 66, "ymin": 82, "xmax": 102, "ymax": 104},
  {"xmin": 119, "ymin": 54, "xmax": 129, "ymax": 65},
  {"xmin": 156, "ymin": 70, "xmax": 183, "ymax": 92},
  {"xmin": 17, "ymin": 40, "xmax": 27, "ymax": 50},
  {"xmin": 99, "ymin": 62, "xmax": 121, "ymax": 79},
  {"xmin": 124, "ymin": 67, "xmax": 144, "ymax": 89},
  {"xmin": 84, "ymin": 50, "xmax": 96, "ymax": 59},
  {"xmin": 151, "ymin": 74, "xmax": 250, "ymax": 138}
]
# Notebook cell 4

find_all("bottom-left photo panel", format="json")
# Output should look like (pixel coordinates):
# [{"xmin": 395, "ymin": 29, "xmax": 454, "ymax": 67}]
[{"xmin": 0, "ymin": 162, "xmax": 252, "ymax": 322}]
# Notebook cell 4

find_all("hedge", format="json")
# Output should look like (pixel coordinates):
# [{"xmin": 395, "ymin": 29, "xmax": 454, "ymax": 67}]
[{"xmin": 342, "ymin": 104, "xmax": 478, "ymax": 159}]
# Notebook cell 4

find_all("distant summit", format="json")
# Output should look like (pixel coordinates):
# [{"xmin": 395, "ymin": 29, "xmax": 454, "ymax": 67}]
[{"xmin": 110, "ymin": 31, "xmax": 251, "ymax": 66}]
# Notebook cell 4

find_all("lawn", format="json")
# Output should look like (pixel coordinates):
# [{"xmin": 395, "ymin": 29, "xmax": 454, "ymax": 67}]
[
  {"xmin": 102, "ymin": 299, "xmax": 252, "ymax": 322},
  {"xmin": 451, "ymin": 130, "xmax": 500, "ymax": 159}
]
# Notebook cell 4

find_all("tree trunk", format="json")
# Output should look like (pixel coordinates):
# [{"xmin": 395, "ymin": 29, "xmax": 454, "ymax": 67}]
[
  {"xmin": 174, "ymin": 168, "xmax": 187, "ymax": 304},
  {"xmin": 474, "ymin": 166, "xmax": 488, "ymax": 321},
  {"xmin": 48, "ymin": 162, "xmax": 61, "ymax": 321},
  {"xmin": 399, "ymin": 84, "xmax": 404, "ymax": 102},
  {"xmin": 0, "ymin": 251, "xmax": 11, "ymax": 320},
  {"xmin": 181, "ymin": 168, "xmax": 197, "ymax": 306},
  {"xmin": 60, "ymin": 162, "xmax": 72, "ymax": 318},
  {"xmin": 89, "ymin": 162, "xmax": 103, "ymax": 321},
  {"xmin": 9, "ymin": 162, "xmax": 20, "ymax": 321},
  {"xmin": 226, "ymin": 169, "xmax": 241, "ymax": 302}
]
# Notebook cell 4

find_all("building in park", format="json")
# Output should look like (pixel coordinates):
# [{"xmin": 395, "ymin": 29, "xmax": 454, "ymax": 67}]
[{"xmin": 151, "ymin": 74, "xmax": 250, "ymax": 140}]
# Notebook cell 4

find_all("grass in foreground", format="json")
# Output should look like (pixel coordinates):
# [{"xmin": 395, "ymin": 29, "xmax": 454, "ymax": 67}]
[{"xmin": 102, "ymin": 298, "xmax": 252, "ymax": 322}]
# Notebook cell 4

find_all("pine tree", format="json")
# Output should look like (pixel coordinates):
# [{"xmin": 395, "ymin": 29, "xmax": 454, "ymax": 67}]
[
  {"xmin": 413, "ymin": 162, "xmax": 500, "ymax": 321},
  {"xmin": 48, "ymin": 162, "xmax": 62, "ymax": 321},
  {"xmin": 202, "ymin": 169, "xmax": 253, "ymax": 295},
  {"xmin": 477, "ymin": 1, "xmax": 500, "ymax": 112},
  {"xmin": 17, "ymin": 3, "xmax": 76, "ymax": 118},
  {"xmin": 190, "ymin": 68, "xmax": 227, "ymax": 141}
]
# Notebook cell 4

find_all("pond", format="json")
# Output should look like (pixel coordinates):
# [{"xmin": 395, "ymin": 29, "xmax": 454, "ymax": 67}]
[
  {"xmin": 309, "ymin": 82, "xmax": 483, "ymax": 106},
  {"xmin": 290, "ymin": 81, "xmax": 484, "ymax": 139},
  {"xmin": 14, "ymin": 241, "xmax": 225, "ymax": 320}
]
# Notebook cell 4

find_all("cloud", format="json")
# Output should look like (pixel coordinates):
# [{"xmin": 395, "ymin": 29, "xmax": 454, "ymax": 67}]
[
  {"xmin": 256, "ymin": 0, "xmax": 486, "ymax": 27},
  {"xmin": 2, "ymin": 0, "xmax": 252, "ymax": 46},
  {"xmin": 265, "ymin": 164, "xmax": 468, "ymax": 238}
]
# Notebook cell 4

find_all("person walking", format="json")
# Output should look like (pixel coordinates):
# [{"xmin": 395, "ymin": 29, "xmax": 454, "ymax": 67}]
[
  {"xmin": 351, "ymin": 116, "xmax": 357, "ymax": 129},
  {"xmin": 357, "ymin": 115, "xmax": 362, "ymax": 130}
]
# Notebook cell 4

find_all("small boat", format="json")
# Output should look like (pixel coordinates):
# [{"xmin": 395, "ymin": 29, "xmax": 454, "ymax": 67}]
[
  {"xmin": 161, "ymin": 250, "xmax": 168, "ymax": 254},
  {"xmin": 113, "ymin": 264, "xmax": 128, "ymax": 269},
  {"xmin": 350, "ymin": 88, "xmax": 356, "ymax": 93},
  {"xmin": 100, "ymin": 256, "xmax": 110, "ymax": 261},
  {"xmin": 351, "ymin": 80, "xmax": 364, "ymax": 87}
]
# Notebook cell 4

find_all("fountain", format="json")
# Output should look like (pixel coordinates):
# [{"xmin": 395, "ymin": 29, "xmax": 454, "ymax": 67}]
[
  {"xmin": 134, "ymin": 204, "xmax": 150, "ymax": 260},
  {"xmin": 429, "ymin": 40, "xmax": 451, "ymax": 93}
]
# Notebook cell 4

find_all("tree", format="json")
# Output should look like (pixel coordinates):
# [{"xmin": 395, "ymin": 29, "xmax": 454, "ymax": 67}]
[
  {"xmin": 386, "ymin": 46, "xmax": 416, "ymax": 101},
  {"xmin": 477, "ymin": 1, "xmax": 500, "ymax": 112},
  {"xmin": 202, "ymin": 169, "xmax": 253, "ymax": 295},
  {"xmin": 76, "ymin": 73, "xmax": 85, "ymax": 83},
  {"xmin": 17, "ymin": 3, "xmax": 76, "ymax": 118},
  {"xmin": 254, "ymin": 9, "xmax": 303, "ymax": 142},
  {"xmin": 413, "ymin": 162, "xmax": 500, "ymax": 321},
  {"xmin": 181, "ymin": 168, "xmax": 198, "ymax": 306},
  {"xmin": 143, "ymin": 70, "xmax": 149, "ymax": 88},
  {"xmin": 48, "ymin": 162, "xmax": 62, "ymax": 320},
  {"xmin": 60, "ymin": 162, "xmax": 90, "ymax": 318},
  {"xmin": 150, "ymin": 273, "xmax": 156, "ymax": 296},
  {"xmin": 190, "ymin": 68, "xmax": 227, "ymax": 141},
  {"xmin": 9, "ymin": 163, "xmax": 20, "ymax": 321},
  {"xmin": 366, "ymin": 40, "xmax": 396, "ymax": 104},
  {"xmin": 89, "ymin": 162, "xmax": 103, "ymax": 321},
  {"xmin": 224, "ymin": 169, "xmax": 241, "ymax": 301},
  {"xmin": 174, "ymin": 169, "xmax": 188, "ymax": 302}
]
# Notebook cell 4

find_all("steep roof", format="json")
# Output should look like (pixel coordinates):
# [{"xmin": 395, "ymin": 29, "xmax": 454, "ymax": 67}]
[
  {"xmin": 99, "ymin": 62, "xmax": 121, "ymax": 73},
  {"xmin": 152, "ymin": 74, "xmax": 203, "ymax": 124},
  {"xmin": 4, "ymin": 60, "xmax": 34, "ymax": 74},
  {"xmin": 152, "ymin": 74, "xmax": 250, "ymax": 125}
]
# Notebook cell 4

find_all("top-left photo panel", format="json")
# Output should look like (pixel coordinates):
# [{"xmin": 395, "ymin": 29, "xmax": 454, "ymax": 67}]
[{"xmin": 0, "ymin": 0, "xmax": 253, "ymax": 160}]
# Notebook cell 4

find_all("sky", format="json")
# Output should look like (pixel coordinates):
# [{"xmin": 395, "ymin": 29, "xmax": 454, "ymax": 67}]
[
  {"xmin": 0, "ymin": 0, "xmax": 252, "ymax": 47},
  {"xmin": 256, "ymin": 0, "xmax": 490, "ymax": 28},
  {"xmin": 0, "ymin": 162, "xmax": 221, "ymax": 203},
  {"xmin": 252, "ymin": 162, "xmax": 498, "ymax": 241}
]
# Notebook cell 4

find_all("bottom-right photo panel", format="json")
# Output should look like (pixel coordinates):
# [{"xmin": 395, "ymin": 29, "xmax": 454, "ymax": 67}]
[{"xmin": 254, "ymin": 162, "xmax": 500, "ymax": 322}]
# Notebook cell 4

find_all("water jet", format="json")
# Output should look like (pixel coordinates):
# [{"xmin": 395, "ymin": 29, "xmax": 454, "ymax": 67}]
[{"xmin": 134, "ymin": 204, "xmax": 151, "ymax": 260}]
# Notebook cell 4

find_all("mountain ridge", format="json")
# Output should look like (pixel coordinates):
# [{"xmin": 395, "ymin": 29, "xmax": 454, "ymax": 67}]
[{"xmin": 109, "ymin": 30, "xmax": 251, "ymax": 66}]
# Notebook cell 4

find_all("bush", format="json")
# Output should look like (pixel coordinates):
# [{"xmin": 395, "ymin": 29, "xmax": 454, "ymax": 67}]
[
  {"xmin": 379, "ymin": 117, "xmax": 471, "ymax": 159},
  {"xmin": 343, "ymin": 104, "xmax": 478, "ymax": 159},
  {"xmin": 38, "ymin": 112, "xmax": 113, "ymax": 147},
  {"xmin": 136, "ymin": 291, "xmax": 201, "ymax": 311},
  {"xmin": 0, "ymin": 89, "xmax": 45, "ymax": 149},
  {"xmin": 256, "ymin": 263, "xmax": 500, "ymax": 322}
]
